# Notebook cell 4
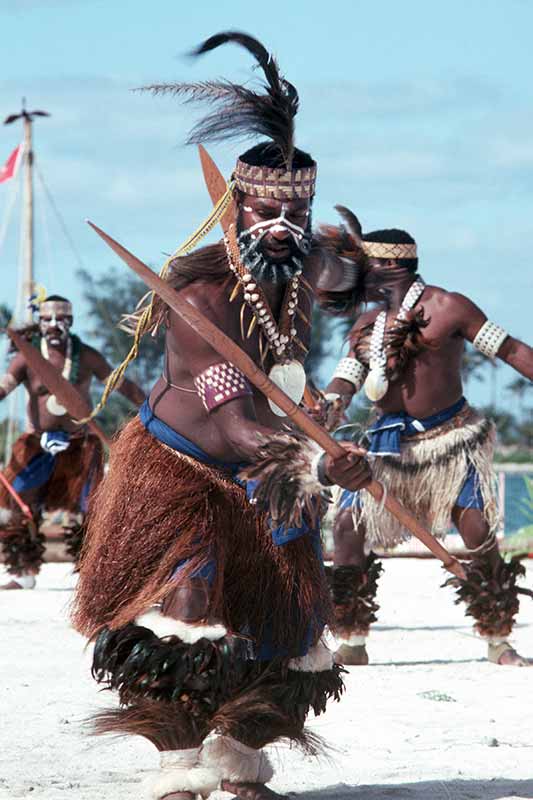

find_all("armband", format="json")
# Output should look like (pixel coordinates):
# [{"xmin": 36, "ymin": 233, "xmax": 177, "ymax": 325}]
[
  {"xmin": 472, "ymin": 320, "xmax": 508, "ymax": 359},
  {"xmin": 310, "ymin": 449, "xmax": 333, "ymax": 488},
  {"xmin": 332, "ymin": 357, "xmax": 367, "ymax": 391},
  {"xmin": 0, "ymin": 374, "xmax": 18, "ymax": 397},
  {"xmin": 194, "ymin": 362, "xmax": 253, "ymax": 413}
]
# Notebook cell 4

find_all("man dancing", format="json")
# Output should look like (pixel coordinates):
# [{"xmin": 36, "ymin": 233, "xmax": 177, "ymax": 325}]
[
  {"xmin": 0, "ymin": 295, "xmax": 144, "ymax": 589},
  {"xmin": 318, "ymin": 209, "xmax": 533, "ymax": 667},
  {"xmin": 72, "ymin": 33, "xmax": 370, "ymax": 800}
]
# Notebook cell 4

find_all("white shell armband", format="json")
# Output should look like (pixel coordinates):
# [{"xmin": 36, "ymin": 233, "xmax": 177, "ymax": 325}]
[
  {"xmin": 473, "ymin": 320, "xmax": 508, "ymax": 359},
  {"xmin": 333, "ymin": 357, "xmax": 368, "ymax": 392}
]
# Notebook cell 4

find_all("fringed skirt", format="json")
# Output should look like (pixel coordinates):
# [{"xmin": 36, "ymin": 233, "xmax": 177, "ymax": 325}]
[
  {"xmin": 73, "ymin": 416, "xmax": 332, "ymax": 655},
  {"xmin": 0, "ymin": 431, "xmax": 103, "ymax": 514},
  {"xmin": 72, "ymin": 417, "xmax": 343, "ymax": 750},
  {"xmin": 350, "ymin": 407, "xmax": 500, "ymax": 548}
]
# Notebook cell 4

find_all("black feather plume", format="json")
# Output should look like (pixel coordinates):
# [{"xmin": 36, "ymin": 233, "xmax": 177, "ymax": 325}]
[
  {"xmin": 138, "ymin": 30, "xmax": 299, "ymax": 169},
  {"xmin": 335, "ymin": 205, "xmax": 363, "ymax": 241}
]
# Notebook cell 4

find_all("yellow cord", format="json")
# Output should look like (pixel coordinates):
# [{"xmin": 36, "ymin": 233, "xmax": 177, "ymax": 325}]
[{"xmin": 87, "ymin": 182, "xmax": 235, "ymax": 420}]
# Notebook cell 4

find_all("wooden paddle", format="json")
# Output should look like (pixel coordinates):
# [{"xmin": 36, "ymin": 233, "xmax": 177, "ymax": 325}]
[
  {"xmin": 7, "ymin": 329, "xmax": 111, "ymax": 447},
  {"xmin": 86, "ymin": 220, "xmax": 466, "ymax": 580}
]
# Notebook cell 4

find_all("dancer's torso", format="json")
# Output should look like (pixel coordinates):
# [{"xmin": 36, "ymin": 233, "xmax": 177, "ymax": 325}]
[
  {"xmin": 149, "ymin": 271, "xmax": 315, "ymax": 463},
  {"xmin": 353, "ymin": 284, "xmax": 466, "ymax": 419}
]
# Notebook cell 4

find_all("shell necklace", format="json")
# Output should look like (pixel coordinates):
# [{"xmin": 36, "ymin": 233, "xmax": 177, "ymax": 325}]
[
  {"xmin": 364, "ymin": 277, "xmax": 426, "ymax": 402},
  {"xmin": 224, "ymin": 224, "xmax": 306, "ymax": 416},
  {"xmin": 40, "ymin": 335, "xmax": 72, "ymax": 416}
]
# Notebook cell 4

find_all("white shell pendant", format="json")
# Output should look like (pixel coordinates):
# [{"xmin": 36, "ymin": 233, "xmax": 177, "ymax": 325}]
[
  {"xmin": 268, "ymin": 361, "xmax": 307, "ymax": 416},
  {"xmin": 364, "ymin": 365, "xmax": 389, "ymax": 402},
  {"xmin": 46, "ymin": 394, "xmax": 67, "ymax": 416}
]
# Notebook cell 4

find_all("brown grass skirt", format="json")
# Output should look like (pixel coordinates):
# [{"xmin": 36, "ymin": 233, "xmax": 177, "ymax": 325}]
[
  {"xmin": 72, "ymin": 417, "xmax": 330, "ymax": 657},
  {"xmin": 0, "ymin": 431, "xmax": 103, "ymax": 513}
]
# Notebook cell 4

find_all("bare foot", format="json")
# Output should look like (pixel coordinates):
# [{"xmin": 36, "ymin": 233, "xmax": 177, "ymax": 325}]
[
  {"xmin": 488, "ymin": 641, "xmax": 531, "ymax": 666},
  {"xmin": 221, "ymin": 781, "xmax": 288, "ymax": 800},
  {"xmin": 334, "ymin": 643, "xmax": 369, "ymax": 665},
  {"xmin": 0, "ymin": 580, "xmax": 24, "ymax": 590}
]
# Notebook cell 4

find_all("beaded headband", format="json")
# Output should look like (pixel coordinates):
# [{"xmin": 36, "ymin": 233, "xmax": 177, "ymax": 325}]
[
  {"xmin": 234, "ymin": 158, "xmax": 317, "ymax": 200},
  {"xmin": 362, "ymin": 241, "xmax": 417, "ymax": 259},
  {"xmin": 39, "ymin": 300, "xmax": 73, "ymax": 317}
]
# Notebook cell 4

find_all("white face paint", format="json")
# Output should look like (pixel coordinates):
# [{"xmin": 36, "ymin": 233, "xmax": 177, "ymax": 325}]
[
  {"xmin": 240, "ymin": 204, "xmax": 308, "ymax": 244},
  {"xmin": 39, "ymin": 313, "xmax": 72, "ymax": 346}
]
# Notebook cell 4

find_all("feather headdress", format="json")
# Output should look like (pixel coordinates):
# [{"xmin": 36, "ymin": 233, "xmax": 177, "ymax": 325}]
[{"xmin": 140, "ymin": 31, "xmax": 316, "ymax": 199}]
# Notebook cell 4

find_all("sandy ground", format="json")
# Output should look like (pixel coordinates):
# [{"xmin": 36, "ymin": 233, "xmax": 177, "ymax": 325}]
[{"xmin": 1, "ymin": 559, "xmax": 532, "ymax": 800}]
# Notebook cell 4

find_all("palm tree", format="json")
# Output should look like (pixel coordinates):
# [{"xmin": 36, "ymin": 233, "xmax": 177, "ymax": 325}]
[{"xmin": 507, "ymin": 377, "xmax": 531, "ymax": 421}]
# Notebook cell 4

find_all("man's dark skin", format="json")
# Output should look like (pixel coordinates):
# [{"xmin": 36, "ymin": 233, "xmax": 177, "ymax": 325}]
[
  {"xmin": 150, "ymin": 193, "xmax": 368, "ymax": 485},
  {"xmin": 0, "ymin": 312, "xmax": 144, "ymax": 430},
  {"xmin": 0, "ymin": 306, "xmax": 144, "ymax": 590},
  {"xmin": 326, "ymin": 260, "xmax": 533, "ymax": 666},
  {"xmin": 149, "ymin": 192, "xmax": 370, "ymax": 800}
]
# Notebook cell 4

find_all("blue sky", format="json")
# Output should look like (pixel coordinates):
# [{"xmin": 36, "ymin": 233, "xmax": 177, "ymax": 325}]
[{"xmin": 0, "ymin": 0, "xmax": 532, "ymax": 411}]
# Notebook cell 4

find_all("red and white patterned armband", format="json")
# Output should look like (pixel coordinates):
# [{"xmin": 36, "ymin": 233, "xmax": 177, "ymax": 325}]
[{"xmin": 194, "ymin": 362, "xmax": 253, "ymax": 413}]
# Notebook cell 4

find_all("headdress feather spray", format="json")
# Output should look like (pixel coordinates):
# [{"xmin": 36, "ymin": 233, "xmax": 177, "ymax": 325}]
[
  {"xmin": 89, "ymin": 31, "xmax": 297, "ymax": 419},
  {"xmin": 139, "ymin": 31, "xmax": 299, "ymax": 169}
]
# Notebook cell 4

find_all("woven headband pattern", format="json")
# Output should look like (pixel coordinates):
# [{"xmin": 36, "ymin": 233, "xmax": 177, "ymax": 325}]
[
  {"xmin": 234, "ymin": 159, "xmax": 316, "ymax": 200},
  {"xmin": 39, "ymin": 301, "xmax": 73, "ymax": 316},
  {"xmin": 362, "ymin": 241, "xmax": 417, "ymax": 259}
]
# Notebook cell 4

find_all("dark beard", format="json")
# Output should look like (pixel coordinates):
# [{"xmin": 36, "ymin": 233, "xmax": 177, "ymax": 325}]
[{"xmin": 236, "ymin": 215, "xmax": 313, "ymax": 286}]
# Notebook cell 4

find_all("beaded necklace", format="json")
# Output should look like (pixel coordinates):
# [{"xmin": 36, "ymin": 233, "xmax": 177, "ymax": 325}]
[
  {"xmin": 364, "ymin": 277, "xmax": 426, "ymax": 402},
  {"xmin": 223, "ymin": 223, "xmax": 307, "ymax": 416}
]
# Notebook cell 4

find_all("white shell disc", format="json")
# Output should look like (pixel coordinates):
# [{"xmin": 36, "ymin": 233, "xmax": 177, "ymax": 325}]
[
  {"xmin": 46, "ymin": 394, "xmax": 67, "ymax": 416},
  {"xmin": 268, "ymin": 361, "xmax": 306, "ymax": 417},
  {"xmin": 364, "ymin": 367, "xmax": 389, "ymax": 402}
]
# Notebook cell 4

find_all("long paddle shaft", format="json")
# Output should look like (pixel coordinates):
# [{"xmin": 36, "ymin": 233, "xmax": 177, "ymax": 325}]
[
  {"xmin": 87, "ymin": 220, "xmax": 466, "ymax": 580},
  {"xmin": 0, "ymin": 471, "xmax": 33, "ymax": 520}
]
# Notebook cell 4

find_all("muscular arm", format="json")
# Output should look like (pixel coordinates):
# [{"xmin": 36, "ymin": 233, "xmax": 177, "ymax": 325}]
[
  {"xmin": 452, "ymin": 292, "xmax": 533, "ymax": 381},
  {"xmin": 88, "ymin": 347, "xmax": 145, "ymax": 406},
  {"xmin": 323, "ymin": 311, "xmax": 375, "ymax": 407},
  {"xmin": 0, "ymin": 353, "xmax": 26, "ymax": 401}
]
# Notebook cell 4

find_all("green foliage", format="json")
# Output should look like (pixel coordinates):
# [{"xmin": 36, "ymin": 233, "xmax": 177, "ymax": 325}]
[
  {"xmin": 306, "ymin": 306, "xmax": 352, "ymax": 387},
  {"xmin": 78, "ymin": 267, "xmax": 164, "ymax": 433},
  {"xmin": 78, "ymin": 267, "xmax": 164, "ymax": 391},
  {"xmin": 461, "ymin": 342, "xmax": 487, "ymax": 387},
  {"xmin": 0, "ymin": 304, "xmax": 13, "ymax": 330},
  {"xmin": 505, "ymin": 475, "xmax": 533, "ymax": 552}
]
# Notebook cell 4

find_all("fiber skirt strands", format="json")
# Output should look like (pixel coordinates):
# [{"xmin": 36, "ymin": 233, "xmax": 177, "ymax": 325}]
[
  {"xmin": 72, "ymin": 416, "xmax": 330, "ymax": 655},
  {"xmin": 353, "ymin": 408, "xmax": 500, "ymax": 548},
  {"xmin": 0, "ymin": 431, "xmax": 103, "ymax": 513}
]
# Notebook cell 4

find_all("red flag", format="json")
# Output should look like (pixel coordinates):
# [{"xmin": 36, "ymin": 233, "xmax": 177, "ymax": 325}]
[{"xmin": 0, "ymin": 144, "xmax": 23, "ymax": 184}]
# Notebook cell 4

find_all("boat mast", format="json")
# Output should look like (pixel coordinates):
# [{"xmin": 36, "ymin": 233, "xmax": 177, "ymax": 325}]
[{"xmin": 4, "ymin": 100, "xmax": 50, "ymax": 322}]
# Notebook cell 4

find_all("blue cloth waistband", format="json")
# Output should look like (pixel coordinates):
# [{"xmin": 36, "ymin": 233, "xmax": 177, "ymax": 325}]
[
  {"xmin": 12, "ymin": 431, "xmax": 71, "ymax": 494},
  {"xmin": 366, "ymin": 396, "xmax": 466, "ymax": 457},
  {"xmin": 139, "ymin": 399, "xmax": 242, "ymax": 476}
]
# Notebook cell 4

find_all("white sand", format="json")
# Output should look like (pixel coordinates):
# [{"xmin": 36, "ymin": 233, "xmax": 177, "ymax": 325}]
[{"xmin": 1, "ymin": 559, "xmax": 532, "ymax": 800}]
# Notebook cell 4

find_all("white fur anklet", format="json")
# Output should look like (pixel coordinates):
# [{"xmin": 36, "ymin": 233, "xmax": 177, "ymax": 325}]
[
  {"xmin": 288, "ymin": 638, "xmax": 334, "ymax": 672},
  {"xmin": 338, "ymin": 633, "xmax": 367, "ymax": 647},
  {"xmin": 148, "ymin": 746, "xmax": 219, "ymax": 800},
  {"xmin": 0, "ymin": 508, "xmax": 14, "ymax": 525},
  {"xmin": 485, "ymin": 636, "xmax": 509, "ymax": 646},
  {"xmin": 12, "ymin": 574, "xmax": 36, "ymax": 590},
  {"xmin": 136, "ymin": 609, "xmax": 227, "ymax": 643},
  {"xmin": 200, "ymin": 734, "xmax": 274, "ymax": 786}
]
